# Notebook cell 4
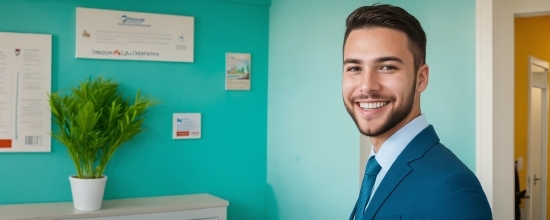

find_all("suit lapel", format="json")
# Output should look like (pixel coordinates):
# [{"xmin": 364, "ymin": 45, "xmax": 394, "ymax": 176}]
[
  {"xmin": 362, "ymin": 125, "xmax": 440, "ymax": 220},
  {"xmin": 362, "ymin": 160, "xmax": 412, "ymax": 219},
  {"xmin": 349, "ymin": 202, "xmax": 358, "ymax": 220}
]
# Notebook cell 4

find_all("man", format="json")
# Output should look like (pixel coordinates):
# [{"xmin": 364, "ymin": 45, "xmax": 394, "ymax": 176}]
[{"xmin": 342, "ymin": 4, "xmax": 492, "ymax": 220}]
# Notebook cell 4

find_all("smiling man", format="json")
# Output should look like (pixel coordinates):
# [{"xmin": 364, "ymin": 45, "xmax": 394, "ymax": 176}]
[{"xmin": 342, "ymin": 4, "xmax": 492, "ymax": 220}]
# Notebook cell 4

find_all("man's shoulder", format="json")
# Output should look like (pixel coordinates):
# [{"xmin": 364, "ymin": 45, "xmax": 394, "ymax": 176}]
[
  {"xmin": 411, "ymin": 142, "xmax": 473, "ymax": 174},
  {"xmin": 403, "ymin": 126, "xmax": 467, "ymax": 169},
  {"xmin": 390, "ymin": 144, "xmax": 492, "ymax": 219}
]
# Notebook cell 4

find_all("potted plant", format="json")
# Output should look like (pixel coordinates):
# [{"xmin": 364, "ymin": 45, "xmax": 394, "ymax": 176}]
[{"xmin": 49, "ymin": 76, "xmax": 155, "ymax": 211}]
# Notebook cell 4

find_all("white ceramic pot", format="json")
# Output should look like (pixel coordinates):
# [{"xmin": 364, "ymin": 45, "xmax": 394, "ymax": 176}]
[{"xmin": 69, "ymin": 175, "xmax": 107, "ymax": 211}]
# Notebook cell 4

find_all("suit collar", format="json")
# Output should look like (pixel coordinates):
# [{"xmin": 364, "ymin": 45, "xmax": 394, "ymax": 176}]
[
  {"xmin": 371, "ymin": 114, "xmax": 429, "ymax": 178},
  {"xmin": 362, "ymin": 125, "xmax": 440, "ymax": 219}
]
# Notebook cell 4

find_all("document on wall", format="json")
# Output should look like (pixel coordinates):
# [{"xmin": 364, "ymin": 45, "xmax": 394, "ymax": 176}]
[
  {"xmin": 76, "ymin": 7, "xmax": 194, "ymax": 63},
  {"xmin": 173, "ymin": 113, "xmax": 201, "ymax": 139},
  {"xmin": 0, "ymin": 32, "xmax": 51, "ymax": 152}
]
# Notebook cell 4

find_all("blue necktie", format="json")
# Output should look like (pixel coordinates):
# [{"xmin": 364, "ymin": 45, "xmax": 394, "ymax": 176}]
[{"xmin": 355, "ymin": 156, "xmax": 382, "ymax": 220}]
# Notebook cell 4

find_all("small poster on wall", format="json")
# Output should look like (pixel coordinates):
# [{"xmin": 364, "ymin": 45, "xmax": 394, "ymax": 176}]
[{"xmin": 225, "ymin": 53, "xmax": 251, "ymax": 90}]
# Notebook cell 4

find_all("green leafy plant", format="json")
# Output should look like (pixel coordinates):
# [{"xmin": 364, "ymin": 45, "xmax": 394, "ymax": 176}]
[{"xmin": 49, "ymin": 77, "xmax": 155, "ymax": 179}]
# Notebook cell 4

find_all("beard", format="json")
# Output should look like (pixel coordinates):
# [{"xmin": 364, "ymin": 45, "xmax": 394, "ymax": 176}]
[{"xmin": 344, "ymin": 79, "xmax": 416, "ymax": 137}]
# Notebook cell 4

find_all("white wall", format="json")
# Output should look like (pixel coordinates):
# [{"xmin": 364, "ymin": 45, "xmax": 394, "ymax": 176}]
[
  {"xmin": 514, "ymin": 0, "xmax": 550, "ymax": 16},
  {"xmin": 476, "ymin": 0, "xmax": 515, "ymax": 218}
]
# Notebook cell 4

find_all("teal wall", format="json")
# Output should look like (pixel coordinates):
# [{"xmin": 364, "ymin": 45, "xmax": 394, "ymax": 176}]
[
  {"xmin": 0, "ymin": 0, "xmax": 479, "ymax": 219},
  {"xmin": 0, "ymin": 0, "xmax": 269, "ymax": 219},
  {"xmin": 267, "ymin": 0, "xmax": 476, "ymax": 219}
]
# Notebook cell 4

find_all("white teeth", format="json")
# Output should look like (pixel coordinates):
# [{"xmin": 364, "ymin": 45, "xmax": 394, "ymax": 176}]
[{"xmin": 360, "ymin": 102, "xmax": 388, "ymax": 109}]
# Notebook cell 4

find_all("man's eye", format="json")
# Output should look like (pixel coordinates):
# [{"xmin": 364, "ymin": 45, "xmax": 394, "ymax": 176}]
[
  {"xmin": 380, "ymin": 65, "xmax": 397, "ymax": 71},
  {"xmin": 347, "ymin": 66, "xmax": 361, "ymax": 72}
]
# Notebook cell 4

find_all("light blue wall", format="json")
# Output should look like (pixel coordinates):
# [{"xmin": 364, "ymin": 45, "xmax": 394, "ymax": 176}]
[
  {"xmin": 267, "ymin": 0, "xmax": 476, "ymax": 219},
  {"xmin": 0, "ymin": 0, "xmax": 269, "ymax": 219},
  {"xmin": 381, "ymin": 0, "xmax": 477, "ymax": 170},
  {"xmin": 267, "ymin": 0, "xmax": 365, "ymax": 219}
]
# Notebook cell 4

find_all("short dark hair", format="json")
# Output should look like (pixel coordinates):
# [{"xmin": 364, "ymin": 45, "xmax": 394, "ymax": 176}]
[{"xmin": 344, "ymin": 4, "xmax": 427, "ymax": 71}]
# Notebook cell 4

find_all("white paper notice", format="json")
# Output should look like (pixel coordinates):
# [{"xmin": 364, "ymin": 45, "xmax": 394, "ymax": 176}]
[
  {"xmin": 173, "ymin": 113, "xmax": 201, "ymax": 139},
  {"xmin": 76, "ymin": 7, "xmax": 194, "ymax": 63},
  {"xmin": 0, "ymin": 32, "xmax": 51, "ymax": 152}
]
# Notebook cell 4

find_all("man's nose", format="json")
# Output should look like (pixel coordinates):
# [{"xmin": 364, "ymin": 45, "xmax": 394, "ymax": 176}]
[{"xmin": 360, "ymin": 71, "xmax": 381, "ymax": 95}]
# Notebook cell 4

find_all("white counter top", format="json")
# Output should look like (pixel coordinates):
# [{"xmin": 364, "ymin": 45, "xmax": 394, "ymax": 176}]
[{"xmin": 0, "ymin": 193, "xmax": 229, "ymax": 220}]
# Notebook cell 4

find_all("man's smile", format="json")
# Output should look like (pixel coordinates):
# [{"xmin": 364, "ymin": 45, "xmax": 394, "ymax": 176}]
[{"xmin": 359, "ymin": 101, "xmax": 390, "ymax": 110}]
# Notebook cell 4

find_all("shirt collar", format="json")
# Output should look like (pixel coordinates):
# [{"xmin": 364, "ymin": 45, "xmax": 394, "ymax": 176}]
[{"xmin": 369, "ymin": 114, "xmax": 429, "ymax": 170}]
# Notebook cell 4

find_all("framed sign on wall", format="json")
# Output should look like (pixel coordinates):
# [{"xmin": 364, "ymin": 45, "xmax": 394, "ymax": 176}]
[{"xmin": 76, "ymin": 7, "xmax": 194, "ymax": 63}]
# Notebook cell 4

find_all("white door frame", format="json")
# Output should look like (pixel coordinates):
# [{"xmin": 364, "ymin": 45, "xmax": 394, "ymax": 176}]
[
  {"xmin": 526, "ymin": 55, "xmax": 549, "ymax": 219},
  {"xmin": 475, "ymin": 0, "xmax": 514, "ymax": 219}
]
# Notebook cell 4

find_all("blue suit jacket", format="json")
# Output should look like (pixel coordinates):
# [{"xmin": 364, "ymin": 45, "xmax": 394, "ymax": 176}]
[{"xmin": 350, "ymin": 125, "xmax": 492, "ymax": 220}]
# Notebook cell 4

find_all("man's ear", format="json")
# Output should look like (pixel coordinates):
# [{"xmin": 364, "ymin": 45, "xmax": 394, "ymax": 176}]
[{"xmin": 416, "ymin": 64, "xmax": 429, "ymax": 93}]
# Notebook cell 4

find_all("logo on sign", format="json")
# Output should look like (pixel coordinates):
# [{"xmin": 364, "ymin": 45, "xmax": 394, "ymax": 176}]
[
  {"xmin": 119, "ymin": 15, "xmax": 148, "ymax": 27},
  {"xmin": 15, "ymin": 49, "xmax": 20, "ymax": 56}
]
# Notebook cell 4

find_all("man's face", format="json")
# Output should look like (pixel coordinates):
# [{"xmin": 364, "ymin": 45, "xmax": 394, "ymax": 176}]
[{"xmin": 342, "ymin": 27, "xmax": 423, "ymax": 138}]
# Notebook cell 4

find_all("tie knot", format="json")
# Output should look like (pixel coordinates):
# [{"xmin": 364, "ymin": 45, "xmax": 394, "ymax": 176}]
[{"xmin": 366, "ymin": 156, "xmax": 382, "ymax": 176}]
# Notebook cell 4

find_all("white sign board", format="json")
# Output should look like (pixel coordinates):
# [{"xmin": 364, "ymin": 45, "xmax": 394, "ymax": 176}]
[
  {"xmin": 173, "ymin": 113, "xmax": 201, "ymax": 139},
  {"xmin": 0, "ymin": 32, "xmax": 52, "ymax": 152},
  {"xmin": 76, "ymin": 7, "xmax": 194, "ymax": 62}
]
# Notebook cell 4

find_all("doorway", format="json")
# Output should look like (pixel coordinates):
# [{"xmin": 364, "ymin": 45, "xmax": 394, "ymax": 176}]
[{"xmin": 524, "ymin": 56, "xmax": 549, "ymax": 220}]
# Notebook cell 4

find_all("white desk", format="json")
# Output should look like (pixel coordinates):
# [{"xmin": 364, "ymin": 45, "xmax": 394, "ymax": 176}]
[{"xmin": 0, "ymin": 194, "xmax": 228, "ymax": 220}]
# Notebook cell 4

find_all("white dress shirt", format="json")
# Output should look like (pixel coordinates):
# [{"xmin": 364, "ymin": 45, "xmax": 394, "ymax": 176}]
[{"xmin": 365, "ymin": 114, "xmax": 429, "ymax": 209}]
